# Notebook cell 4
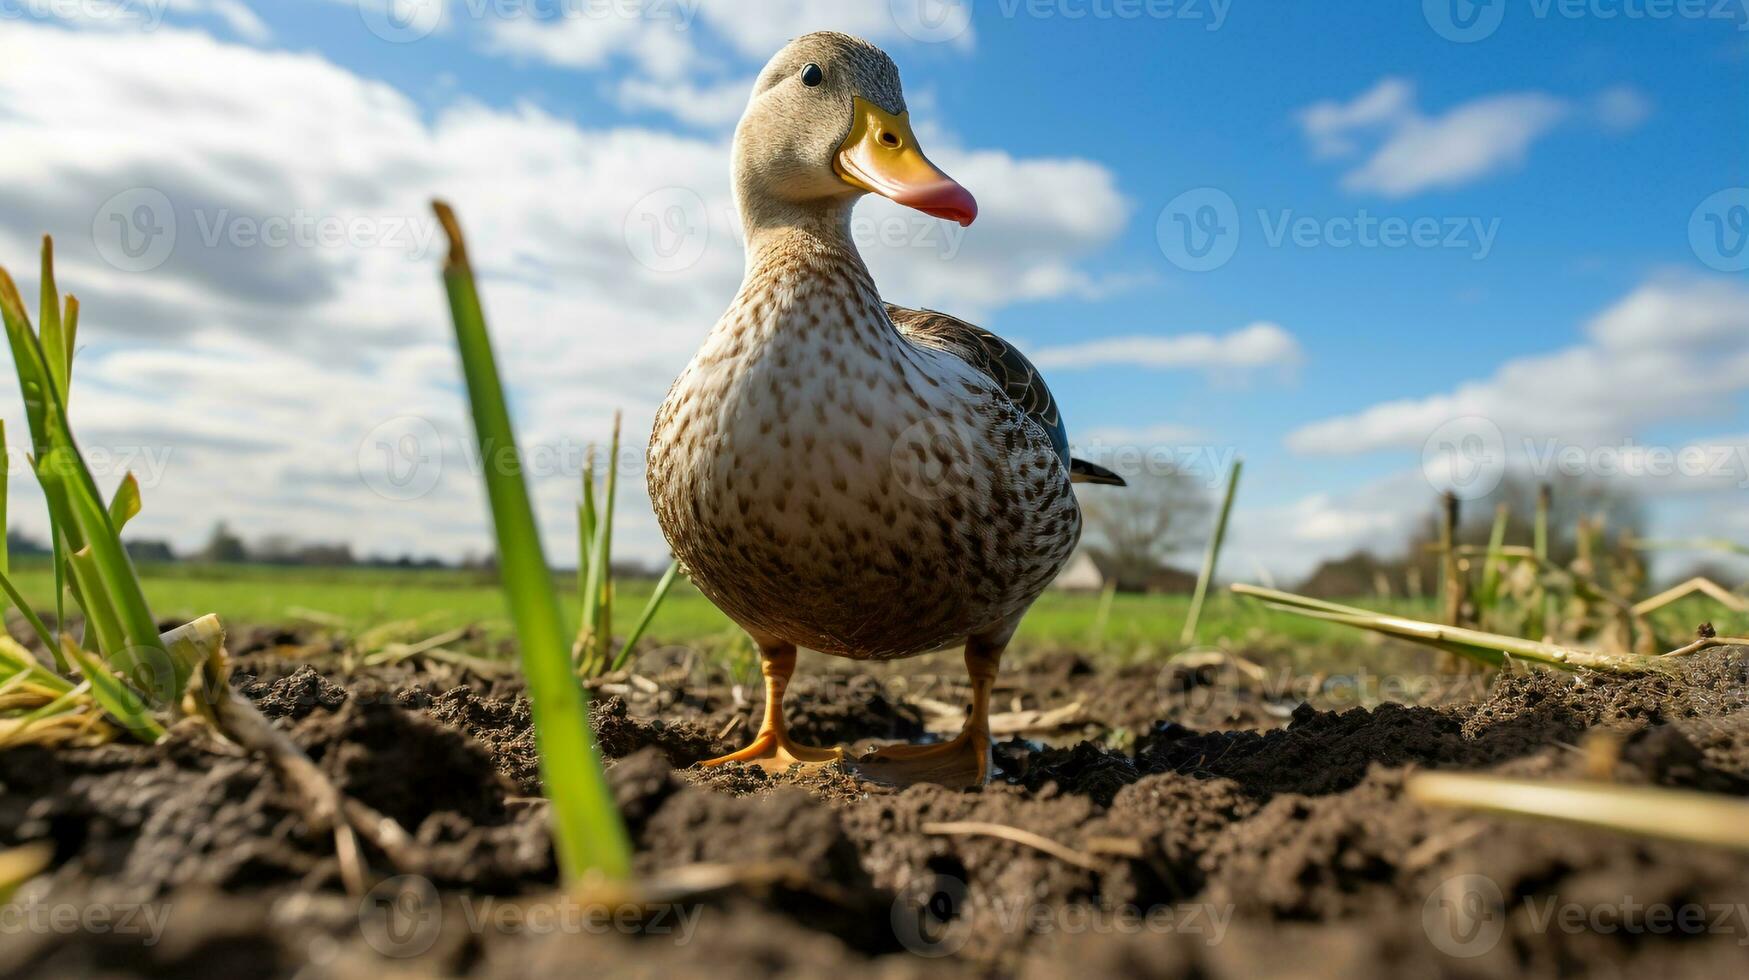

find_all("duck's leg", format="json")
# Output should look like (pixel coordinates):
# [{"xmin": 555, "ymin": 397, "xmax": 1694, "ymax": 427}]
[
  {"xmin": 851, "ymin": 635, "xmax": 1003, "ymax": 788},
  {"xmin": 700, "ymin": 641, "xmax": 843, "ymax": 770}
]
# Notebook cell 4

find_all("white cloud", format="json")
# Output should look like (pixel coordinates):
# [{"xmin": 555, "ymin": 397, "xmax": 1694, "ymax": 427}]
[
  {"xmin": 1074, "ymin": 422, "xmax": 1208, "ymax": 448},
  {"xmin": 481, "ymin": 8, "xmax": 694, "ymax": 78},
  {"xmin": 1345, "ymin": 92, "xmax": 1567, "ymax": 197},
  {"xmin": 1223, "ymin": 468, "xmax": 1434, "ymax": 584},
  {"xmin": 1282, "ymin": 278, "xmax": 1749, "ymax": 573},
  {"xmin": 26, "ymin": 0, "xmax": 271, "ymax": 39},
  {"xmin": 1286, "ymin": 277, "xmax": 1749, "ymax": 456},
  {"xmin": 859, "ymin": 150, "xmax": 1131, "ymax": 320},
  {"xmin": 691, "ymin": 0, "xmax": 976, "ymax": 57},
  {"xmin": 1296, "ymin": 77, "xmax": 1415, "ymax": 159},
  {"xmin": 1030, "ymin": 322, "xmax": 1302, "ymax": 374},
  {"xmin": 615, "ymin": 75, "xmax": 752, "ymax": 128},
  {"xmin": 475, "ymin": 0, "xmax": 974, "ymax": 127},
  {"xmin": 1592, "ymin": 84, "xmax": 1654, "ymax": 131},
  {"xmin": 0, "ymin": 20, "xmax": 1123, "ymax": 562},
  {"xmin": 1297, "ymin": 78, "xmax": 1649, "ymax": 198}
]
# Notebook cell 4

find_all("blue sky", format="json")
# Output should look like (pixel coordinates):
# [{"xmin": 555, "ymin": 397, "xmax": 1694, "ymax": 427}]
[{"xmin": 0, "ymin": 1, "xmax": 1744, "ymax": 578}]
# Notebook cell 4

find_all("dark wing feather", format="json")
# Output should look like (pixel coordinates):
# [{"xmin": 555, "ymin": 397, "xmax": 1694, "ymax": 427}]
[
  {"xmin": 1069, "ymin": 458, "xmax": 1127, "ymax": 486},
  {"xmin": 887, "ymin": 304, "xmax": 1070, "ymax": 468}
]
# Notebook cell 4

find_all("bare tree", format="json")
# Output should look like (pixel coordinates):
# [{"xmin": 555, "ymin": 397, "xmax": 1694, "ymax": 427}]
[{"xmin": 1079, "ymin": 469, "xmax": 1212, "ymax": 592}]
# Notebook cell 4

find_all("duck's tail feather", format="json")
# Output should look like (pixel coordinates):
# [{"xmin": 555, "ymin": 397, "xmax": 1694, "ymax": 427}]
[{"xmin": 1069, "ymin": 458, "xmax": 1127, "ymax": 486}]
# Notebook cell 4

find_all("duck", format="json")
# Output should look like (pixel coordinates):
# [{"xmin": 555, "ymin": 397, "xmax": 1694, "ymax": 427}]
[{"xmin": 647, "ymin": 31, "xmax": 1124, "ymax": 787}]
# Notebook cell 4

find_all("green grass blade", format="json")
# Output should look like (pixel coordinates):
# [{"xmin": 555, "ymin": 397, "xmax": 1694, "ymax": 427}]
[
  {"xmin": 578, "ymin": 453, "xmax": 597, "ymax": 603},
  {"xmin": 579, "ymin": 418, "xmax": 621, "ymax": 674},
  {"xmin": 38, "ymin": 237, "xmax": 66, "ymax": 400},
  {"xmin": 15, "ymin": 679, "xmax": 91, "ymax": 730},
  {"xmin": 1533, "ymin": 483, "xmax": 1551, "ymax": 637},
  {"xmin": 1630, "ymin": 537, "xmax": 1749, "ymax": 557},
  {"xmin": 433, "ymin": 201, "xmax": 631, "ymax": 884},
  {"xmin": 1089, "ymin": 580, "xmax": 1116, "ymax": 650},
  {"xmin": 594, "ymin": 415, "xmax": 620, "ymax": 667},
  {"xmin": 0, "ymin": 420, "xmax": 8, "ymax": 579},
  {"xmin": 1230, "ymin": 583, "xmax": 1674, "ymax": 675},
  {"xmin": 60, "ymin": 456, "xmax": 173, "ymax": 691},
  {"xmin": 109, "ymin": 473, "xmax": 141, "ymax": 531},
  {"xmin": 61, "ymin": 295, "xmax": 78, "ymax": 377},
  {"xmin": 0, "ymin": 272, "xmax": 52, "ymax": 495},
  {"xmin": 62, "ymin": 639, "xmax": 163, "ymax": 742},
  {"xmin": 1409, "ymin": 772, "xmax": 1749, "ymax": 854},
  {"xmin": 1181, "ymin": 458, "xmax": 1242, "ymax": 647},
  {"xmin": 0, "ymin": 272, "xmax": 70, "ymax": 663},
  {"xmin": 65, "ymin": 548, "xmax": 124, "ymax": 660},
  {"xmin": 610, "ymin": 561, "xmax": 679, "ymax": 673},
  {"xmin": 0, "ymin": 567, "xmax": 57, "ymax": 654},
  {"xmin": 0, "ymin": 636, "xmax": 73, "ymax": 695},
  {"xmin": 1, "ymin": 246, "xmax": 159, "ymax": 684},
  {"xmin": 1480, "ymin": 502, "xmax": 1509, "ymax": 611}
]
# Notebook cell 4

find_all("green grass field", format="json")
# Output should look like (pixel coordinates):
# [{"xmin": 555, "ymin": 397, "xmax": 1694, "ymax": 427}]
[
  {"xmin": 0, "ymin": 558, "xmax": 1400, "ymax": 658},
  {"xmin": 6, "ymin": 559, "xmax": 1737, "ymax": 665}
]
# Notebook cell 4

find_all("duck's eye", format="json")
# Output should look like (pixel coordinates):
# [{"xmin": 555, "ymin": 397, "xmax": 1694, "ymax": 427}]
[{"xmin": 799, "ymin": 63, "xmax": 824, "ymax": 87}]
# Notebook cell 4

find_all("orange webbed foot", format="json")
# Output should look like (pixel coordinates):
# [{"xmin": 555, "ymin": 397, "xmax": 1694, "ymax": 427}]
[
  {"xmin": 700, "ymin": 728, "xmax": 843, "ymax": 772},
  {"xmin": 698, "ymin": 641, "xmax": 842, "ymax": 773},
  {"xmin": 849, "ymin": 730, "xmax": 990, "ymax": 788}
]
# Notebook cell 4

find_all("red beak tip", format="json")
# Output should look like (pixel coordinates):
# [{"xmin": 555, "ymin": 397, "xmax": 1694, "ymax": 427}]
[{"xmin": 897, "ymin": 183, "xmax": 977, "ymax": 228}]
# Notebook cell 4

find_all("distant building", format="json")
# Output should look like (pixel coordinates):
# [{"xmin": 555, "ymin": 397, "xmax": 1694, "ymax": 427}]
[{"xmin": 1051, "ymin": 551, "xmax": 1105, "ymax": 592}]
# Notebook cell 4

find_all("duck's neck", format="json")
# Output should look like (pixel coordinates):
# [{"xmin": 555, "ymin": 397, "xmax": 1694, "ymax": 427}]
[{"xmin": 738, "ymin": 192, "xmax": 864, "ymax": 276}]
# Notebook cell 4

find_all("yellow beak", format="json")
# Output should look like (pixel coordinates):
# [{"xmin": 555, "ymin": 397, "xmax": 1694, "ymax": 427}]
[{"xmin": 834, "ymin": 97, "xmax": 978, "ymax": 227}]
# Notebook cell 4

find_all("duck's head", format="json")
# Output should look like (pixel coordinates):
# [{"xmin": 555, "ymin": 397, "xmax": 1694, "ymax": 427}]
[{"xmin": 733, "ymin": 32, "xmax": 977, "ymax": 232}]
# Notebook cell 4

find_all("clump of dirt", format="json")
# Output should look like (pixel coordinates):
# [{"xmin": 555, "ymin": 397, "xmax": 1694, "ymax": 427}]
[{"xmin": 4, "ymin": 638, "xmax": 1749, "ymax": 978}]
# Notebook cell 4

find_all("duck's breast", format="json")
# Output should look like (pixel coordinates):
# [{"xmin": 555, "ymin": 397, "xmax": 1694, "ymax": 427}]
[{"xmin": 650, "ymin": 295, "xmax": 1079, "ymax": 658}]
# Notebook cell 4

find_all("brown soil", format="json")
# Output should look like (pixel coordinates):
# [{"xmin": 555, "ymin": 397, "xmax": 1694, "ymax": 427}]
[{"xmin": 4, "ymin": 631, "xmax": 1749, "ymax": 979}]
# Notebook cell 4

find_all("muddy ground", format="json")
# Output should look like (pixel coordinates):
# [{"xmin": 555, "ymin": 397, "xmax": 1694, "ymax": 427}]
[{"xmin": 4, "ymin": 629, "xmax": 1749, "ymax": 978}]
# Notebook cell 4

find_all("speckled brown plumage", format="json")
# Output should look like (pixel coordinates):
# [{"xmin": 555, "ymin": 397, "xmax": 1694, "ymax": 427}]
[
  {"xmin": 646, "ymin": 31, "xmax": 1088, "ymax": 666},
  {"xmin": 887, "ymin": 304, "xmax": 1069, "ymax": 468},
  {"xmin": 649, "ymin": 232, "xmax": 1080, "ymax": 661}
]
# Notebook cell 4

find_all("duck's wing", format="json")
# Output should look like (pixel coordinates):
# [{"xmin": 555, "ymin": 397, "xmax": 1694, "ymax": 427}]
[{"xmin": 887, "ymin": 304, "xmax": 1125, "ymax": 486}]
